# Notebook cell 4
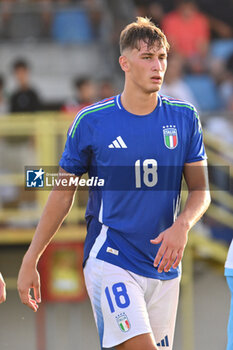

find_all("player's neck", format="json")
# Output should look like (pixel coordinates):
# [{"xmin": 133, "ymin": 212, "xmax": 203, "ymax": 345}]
[{"xmin": 121, "ymin": 88, "xmax": 158, "ymax": 116}]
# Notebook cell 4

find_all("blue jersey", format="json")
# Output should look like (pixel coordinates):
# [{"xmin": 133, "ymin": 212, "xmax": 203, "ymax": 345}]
[{"xmin": 59, "ymin": 94, "xmax": 206, "ymax": 280}]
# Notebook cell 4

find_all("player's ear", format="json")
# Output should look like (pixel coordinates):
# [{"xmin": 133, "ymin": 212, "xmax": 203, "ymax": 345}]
[{"xmin": 119, "ymin": 55, "xmax": 130, "ymax": 72}]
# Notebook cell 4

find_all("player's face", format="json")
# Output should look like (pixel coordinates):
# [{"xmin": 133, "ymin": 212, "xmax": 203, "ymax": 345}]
[{"xmin": 122, "ymin": 40, "xmax": 167, "ymax": 94}]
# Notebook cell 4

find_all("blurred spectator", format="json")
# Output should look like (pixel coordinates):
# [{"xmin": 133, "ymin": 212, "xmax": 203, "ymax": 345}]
[
  {"xmin": 0, "ymin": 0, "xmax": 52, "ymax": 40},
  {"xmin": 98, "ymin": 78, "xmax": 116, "ymax": 100},
  {"xmin": 160, "ymin": 54, "xmax": 199, "ymax": 107},
  {"xmin": 85, "ymin": 0, "xmax": 103, "ymax": 39},
  {"xmin": 133, "ymin": 0, "xmax": 154, "ymax": 17},
  {"xmin": 105, "ymin": 0, "xmax": 135, "ymax": 39},
  {"xmin": 104, "ymin": 0, "xmax": 135, "ymax": 72},
  {"xmin": 162, "ymin": 0, "xmax": 210, "ymax": 73},
  {"xmin": 0, "ymin": 0, "xmax": 12, "ymax": 39},
  {"xmin": 10, "ymin": 59, "xmax": 41, "ymax": 113},
  {"xmin": 219, "ymin": 54, "xmax": 233, "ymax": 111},
  {"xmin": 134, "ymin": 0, "xmax": 164, "ymax": 27},
  {"xmin": 39, "ymin": 0, "xmax": 52, "ymax": 38},
  {"xmin": 147, "ymin": 2, "xmax": 164, "ymax": 27},
  {"xmin": 196, "ymin": 0, "xmax": 233, "ymax": 39},
  {"xmin": 0, "ymin": 75, "xmax": 9, "ymax": 116},
  {"xmin": 62, "ymin": 77, "xmax": 97, "ymax": 114}
]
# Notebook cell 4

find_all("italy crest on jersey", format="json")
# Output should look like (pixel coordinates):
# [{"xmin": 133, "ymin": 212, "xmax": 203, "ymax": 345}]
[
  {"xmin": 163, "ymin": 125, "xmax": 178, "ymax": 149},
  {"xmin": 116, "ymin": 313, "xmax": 131, "ymax": 332}
]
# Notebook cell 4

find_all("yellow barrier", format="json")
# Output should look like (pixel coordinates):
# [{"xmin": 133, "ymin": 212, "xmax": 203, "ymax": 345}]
[{"xmin": 0, "ymin": 113, "xmax": 81, "ymax": 225}]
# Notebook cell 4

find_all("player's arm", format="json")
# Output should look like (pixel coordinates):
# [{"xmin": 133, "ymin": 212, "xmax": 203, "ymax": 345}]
[
  {"xmin": 17, "ymin": 167, "xmax": 78, "ymax": 312},
  {"xmin": 151, "ymin": 159, "xmax": 211, "ymax": 273},
  {"xmin": 0, "ymin": 272, "xmax": 6, "ymax": 303}
]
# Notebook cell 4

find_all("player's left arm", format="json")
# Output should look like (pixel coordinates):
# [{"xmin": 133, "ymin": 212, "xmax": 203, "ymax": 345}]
[{"xmin": 151, "ymin": 159, "xmax": 211, "ymax": 273}]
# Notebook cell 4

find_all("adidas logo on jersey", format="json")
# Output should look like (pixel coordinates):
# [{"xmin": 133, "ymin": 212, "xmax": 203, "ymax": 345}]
[
  {"xmin": 108, "ymin": 136, "xmax": 127, "ymax": 148},
  {"xmin": 156, "ymin": 335, "xmax": 169, "ymax": 347}
]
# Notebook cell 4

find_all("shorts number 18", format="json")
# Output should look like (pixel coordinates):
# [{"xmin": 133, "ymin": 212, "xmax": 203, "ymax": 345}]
[{"xmin": 105, "ymin": 282, "xmax": 130, "ymax": 313}]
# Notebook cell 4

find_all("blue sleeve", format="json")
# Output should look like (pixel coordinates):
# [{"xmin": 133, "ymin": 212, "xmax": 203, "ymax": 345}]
[
  {"xmin": 185, "ymin": 111, "xmax": 207, "ymax": 163},
  {"xmin": 59, "ymin": 119, "xmax": 92, "ymax": 176}
]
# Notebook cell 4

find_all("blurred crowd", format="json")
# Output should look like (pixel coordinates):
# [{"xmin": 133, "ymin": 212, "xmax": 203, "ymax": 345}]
[
  {"xmin": 0, "ymin": 0, "xmax": 232, "ymax": 114},
  {"xmin": 0, "ymin": 57, "xmax": 116, "ymax": 115}
]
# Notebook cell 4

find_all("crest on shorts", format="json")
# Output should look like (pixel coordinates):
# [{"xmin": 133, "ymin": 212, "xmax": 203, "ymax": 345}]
[
  {"xmin": 163, "ymin": 125, "xmax": 178, "ymax": 149},
  {"xmin": 116, "ymin": 313, "xmax": 131, "ymax": 332}
]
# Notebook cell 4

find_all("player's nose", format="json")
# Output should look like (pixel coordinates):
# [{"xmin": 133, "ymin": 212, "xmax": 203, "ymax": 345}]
[{"xmin": 151, "ymin": 58, "xmax": 162, "ymax": 71}]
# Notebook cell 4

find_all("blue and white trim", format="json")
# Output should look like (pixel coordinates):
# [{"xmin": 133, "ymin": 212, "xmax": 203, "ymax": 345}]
[
  {"xmin": 116, "ymin": 95, "xmax": 122, "ymax": 110},
  {"xmin": 89, "ymin": 224, "xmax": 108, "ymax": 258}
]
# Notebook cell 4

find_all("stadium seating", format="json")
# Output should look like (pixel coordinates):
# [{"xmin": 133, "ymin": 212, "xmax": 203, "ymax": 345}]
[
  {"xmin": 5, "ymin": 10, "xmax": 43, "ymax": 40},
  {"xmin": 184, "ymin": 74, "xmax": 222, "ymax": 111},
  {"xmin": 52, "ymin": 8, "xmax": 93, "ymax": 44},
  {"xmin": 210, "ymin": 39, "xmax": 233, "ymax": 60}
]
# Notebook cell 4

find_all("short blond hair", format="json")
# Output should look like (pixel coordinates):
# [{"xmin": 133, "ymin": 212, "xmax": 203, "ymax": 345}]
[{"xmin": 119, "ymin": 17, "xmax": 169, "ymax": 54}]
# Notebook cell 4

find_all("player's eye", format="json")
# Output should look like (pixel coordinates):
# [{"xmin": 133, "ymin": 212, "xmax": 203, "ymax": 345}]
[{"xmin": 142, "ymin": 56, "xmax": 152, "ymax": 60}]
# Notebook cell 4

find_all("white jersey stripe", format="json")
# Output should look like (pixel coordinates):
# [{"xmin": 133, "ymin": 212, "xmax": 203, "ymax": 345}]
[
  {"xmin": 69, "ymin": 100, "xmax": 115, "ymax": 136},
  {"xmin": 161, "ymin": 97, "xmax": 190, "ymax": 104},
  {"xmin": 98, "ymin": 198, "xmax": 103, "ymax": 223},
  {"xmin": 161, "ymin": 97, "xmax": 196, "ymax": 109},
  {"xmin": 89, "ymin": 224, "xmax": 108, "ymax": 258}
]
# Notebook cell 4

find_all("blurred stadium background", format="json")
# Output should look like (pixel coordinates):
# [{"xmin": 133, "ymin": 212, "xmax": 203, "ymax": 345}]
[{"xmin": 0, "ymin": 0, "xmax": 232, "ymax": 349}]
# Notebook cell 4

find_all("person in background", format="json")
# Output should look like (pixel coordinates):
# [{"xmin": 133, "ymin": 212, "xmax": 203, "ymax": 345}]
[
  {"xmin": 196, "ymin": 0, "xmax": 233, "ymax": 39},
  {"xmin": 98, "ymin": 78, "xmax": 116, "ymax": 100},
  {"xmin": 219, "ymin": 53, "xmax": 233, "ymax": 111},
  {"xmin": 225, "ymin": 239, "xmax": 233, "ymax": 350},
  {"xmin": 134, "ymin": 0, "xmax": 165, "ymax": 28},
  {"xmin": 62, "ymin": 76, "xmax": 97, "ymax": 114},
  {"xmin": 0, "ymin": 273, "xmax": 6, "ymax": 303},
  {"xmin": 0, "ymin": 75, "xmax": 9, "ymax": 116},
  {"xmin": 10, "ymin": 59, "xmax": 41, "ymax": 113},
  {"xmin": 162, "ymin": 0, "xmax": 210, "ymax": 73}
]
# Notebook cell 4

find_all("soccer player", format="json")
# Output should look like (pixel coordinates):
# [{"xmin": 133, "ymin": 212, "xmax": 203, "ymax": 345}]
[
  {"xmin": 0, "ymin": 272, "xmax": 6, "ymax": 303},
  {"xmin": 225, "ymin": 239, "xmax": 233, "ymax": 350},
  {"xmin": 17, "ymin": 17, "xmax": 211, "ymax": 350}
]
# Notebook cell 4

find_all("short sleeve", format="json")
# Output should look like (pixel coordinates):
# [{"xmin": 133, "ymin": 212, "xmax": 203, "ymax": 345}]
[
  {"xmin": 185, "ymin": 110, "xmax": 207, "ymax": 163},
  {"xmin": 59, "ymin": 119, "xmax": 92, "ymax": 176}
]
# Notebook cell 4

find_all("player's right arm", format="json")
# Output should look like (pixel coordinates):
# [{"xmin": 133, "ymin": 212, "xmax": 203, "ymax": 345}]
[
  {"xmin": 17, "ymin": 167, "xmax": 78, "ymax": 312},
  {"xmin": 0, "ymin": 272, "xmax": 6, "ymax": 303}
]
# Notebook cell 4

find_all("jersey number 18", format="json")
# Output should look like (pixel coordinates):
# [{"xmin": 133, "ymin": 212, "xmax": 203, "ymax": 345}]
[{"xmin": 135, "ymin": 159, "xmax": 158, "ymax": 188}]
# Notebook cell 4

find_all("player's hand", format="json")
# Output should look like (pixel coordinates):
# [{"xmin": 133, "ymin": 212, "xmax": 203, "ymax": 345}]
[
  {"xmin": 0, "ymin": 273, "xmax": 6, "ymax": 303},
  {"xmin": 150, "ymin": 222, "xmax": 188, "ymax": 273},
  {"xmin": 17, "ymin": 261, "xmax": 41, "ymax": 312}
]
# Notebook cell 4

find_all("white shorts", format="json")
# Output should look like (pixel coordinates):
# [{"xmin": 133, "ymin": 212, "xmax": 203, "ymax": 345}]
[{"xmin": 84, "ymin": 257, "xmax": 180, "ymax": 349}]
